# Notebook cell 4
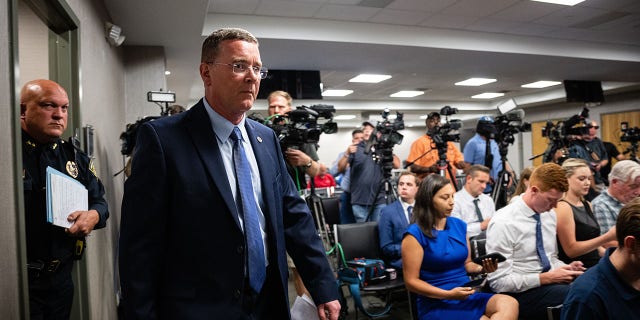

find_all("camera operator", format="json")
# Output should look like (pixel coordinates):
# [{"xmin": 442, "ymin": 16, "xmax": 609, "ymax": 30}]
[
  {"xmin": 349, "ymin": 121, "xmax": 401, "ymax": 222},
  {"xmin": 464, "ymin": 116, "xmax": 514, "ymax": 194},
  {"xmin": 267, "ymin": 90, "xmax": 320, "ymax": 189},
  {"xmin": 407, "ymin": 111, "xmax": 466, "ymax": 181},
  {"xmin": 582, "ymin": 121, "xmax": 608, "ymax": 191}
]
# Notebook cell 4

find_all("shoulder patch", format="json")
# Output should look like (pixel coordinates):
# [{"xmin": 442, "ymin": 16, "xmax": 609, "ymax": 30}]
[{"xmin": 89, "ymin": 160, "xmax": 98, "ymax": 177}]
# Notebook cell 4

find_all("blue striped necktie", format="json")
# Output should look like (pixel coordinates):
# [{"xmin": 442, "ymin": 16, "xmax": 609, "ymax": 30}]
[
  {"xmin": 230, "ymin": 127, "xmax": 266, "ymax": 293},
  {"xmin": 407, "ymin": 206, "xmax": 413, "ymax": 223},
  {"xmin": 532, "ymin": 214, "xmax": 551, "ymax": 272}
]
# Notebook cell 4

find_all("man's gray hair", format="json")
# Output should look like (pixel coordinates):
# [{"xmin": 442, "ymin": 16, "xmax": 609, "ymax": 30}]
[{"xmin": 609, "ymin": 160, "xmax": 640, "ymax": 184}]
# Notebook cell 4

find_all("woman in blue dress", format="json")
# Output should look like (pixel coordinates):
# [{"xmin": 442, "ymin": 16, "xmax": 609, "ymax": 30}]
[{"xmin": 402, "ymin": 174, "xmax": 519, "ymax": 320}]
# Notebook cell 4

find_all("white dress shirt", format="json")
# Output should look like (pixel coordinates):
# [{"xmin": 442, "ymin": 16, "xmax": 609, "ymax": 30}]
[
  {"xmin": 486, "ymin": 196, "xmax": 565, "ymax": 293},
  {"xmin": 452, "ymin": 187, "xmax": 495, "ymax": 238},
  {"xmin": 203, "ymin": 99, "xmax": 268, "ymax": 264},
  {"xmin": 400, "ymin": 200, "xmax": 415, "ymax": 223}
]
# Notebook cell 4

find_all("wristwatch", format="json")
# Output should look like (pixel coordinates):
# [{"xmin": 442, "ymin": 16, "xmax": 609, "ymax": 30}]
[{"xmin": 305, "ymin": 159, "xmax": 313, "ymax": 168}]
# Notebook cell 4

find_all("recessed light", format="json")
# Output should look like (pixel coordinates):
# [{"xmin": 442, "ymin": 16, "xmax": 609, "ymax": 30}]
[
  {"xmin": 521, "ymin": 81, "xmax": 561, "ymax": 88},
  {"xmin": 349, "ymin": 74, "xmax": 392, "ymax": 83},
  {"xmin": 455, "ymin": 78, "xmax": 497, "ymax": 86},
  {"xmin": 472, "ymin": 92, "xmax": 505, "ymax": 99},
  {"xmin": 322, "ymin": 89, "xmax": 353, "ymax": 97},
  {"xmin": 334, "ymin": 115, "xmax": 357, "ymax": 120},
  {"xmin": 390, "ymin": 91, "xmax": 424, "ymax": 98},
  {"xmin": 531, "ymin": 0, "xmax": 585, "ymax": 6},
  {"xmin": 164, "ymin": 70, "xmax": 171, "ymax": 75}
]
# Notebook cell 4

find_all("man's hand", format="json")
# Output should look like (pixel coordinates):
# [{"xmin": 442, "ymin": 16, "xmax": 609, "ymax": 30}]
[
  {"xmin": 66, "ymin": 209, "xmax": 100, "ymax": 236},
  {"xmin": 285, "ymin": 148, "xmax": 311, "ymax": 167},
  {"xmin": 540, "ymin": 264, "xmax": 584, "ymax": 285},
  {"xmin": 317, "ymin": 300, "xmax": 341, "ymax": 320}
]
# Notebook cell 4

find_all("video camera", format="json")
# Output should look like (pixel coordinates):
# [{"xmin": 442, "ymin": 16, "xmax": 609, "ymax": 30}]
[
  {"xmin": 540, "ymin": 107, "xmax": 590, "ymax": 163},
  {"xmin": 494, "ymin": 110, "xmax": 531, "ymax": 151},
  {"xmin": 621, "ymin": 122, "xmax": 640, "ymax": 143},
  {"xmin": 427, "ymin": 106, "xmax": 462, "ymax": 145},
  {"xmin": 255, "ymin": 104, "xmax": 338, "ymax": 151},
  {"xmin": 364, "ymin": 108, "xmax": 404, "ymax": 177}
]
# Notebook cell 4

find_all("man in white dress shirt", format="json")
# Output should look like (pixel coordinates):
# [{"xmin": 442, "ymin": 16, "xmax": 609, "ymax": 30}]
[
  {"xmin": 487, "ymin": 163, "xmax": 585, "ymax": 320},
  {"xmin": 452, "ymin": 164, "xmax": 494, "ymax": 239}
]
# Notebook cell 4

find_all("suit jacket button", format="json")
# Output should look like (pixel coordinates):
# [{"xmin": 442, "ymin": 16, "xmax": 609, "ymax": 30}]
[
  {"xmin": 237, "ymin": 245, "xmax": 244, "ymax": 254},
  {"xmin": 233, "ymin": 289, "xmax": 241, "ymax": 299}
]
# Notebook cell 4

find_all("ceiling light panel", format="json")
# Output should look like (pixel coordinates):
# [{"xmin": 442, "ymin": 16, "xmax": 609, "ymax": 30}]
[
  {"xmin": 530, "ymin": 0, "xmax": 585, "ymax": 6},
  {"xmin": 521, "ymin": 81, "xmax": 561, "ymax": 88},
  {"xmin": 471, "ymin": 92, "xmax": 505, "ymax": 99},
  {"xmin": 455, "ymin": 78, "xmax": 497, "ymax": 86},
  {"xmin": 349, "ymin": 74, "xmax": 392, "ymax": 83},
  {"xmin": 322, "ymin": 89, "xmax": 354, "ymax": 97},
  {"xmin": 390, "ymin": 91, "xmax": 424, "ymax": 98}
]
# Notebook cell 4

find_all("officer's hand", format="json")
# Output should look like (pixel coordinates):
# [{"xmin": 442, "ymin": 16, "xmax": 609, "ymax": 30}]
[{"xmin": 66, "ymin": 210, "xmax": 100, "ymax": 237}]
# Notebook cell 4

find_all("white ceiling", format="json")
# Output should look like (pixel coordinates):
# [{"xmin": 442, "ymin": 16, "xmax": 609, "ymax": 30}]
[{"xmin": 104, "ymin": 0, "xmax": 640, "ymax": 122}]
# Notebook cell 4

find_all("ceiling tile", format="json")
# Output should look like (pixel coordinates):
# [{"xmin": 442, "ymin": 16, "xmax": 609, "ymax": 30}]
[
  {"xmin": 582, "ymin": 0, "xmax": 638, "ymax": 11},
  {"xmin": 508, "ymin": 23, "xmax": 558, "ymax": 36},
  {"xmin": 591, "ymin": 13, "xmax": 640, "ymax": 31},
  {"xmin": 314, "ymin": 4, "xmax": 380, "ymax": 21},
  {"xmin": 208, "ymin": 0, "xmax": 261, "ymax": 14},
  {"xmin": 466, "ymin": 17, "xmax": 524, "ymax": 33},
  {"xmin": 442, "ymin": 0, "xmax": 520, "ymax": 18},
  {"xmin": 490, "ymin": 1, "xmax": 559, "ymax": 22},
  {"xmin": 369, "ymin": 9, "xmax": 430, "ymax": 25},
  {"xmin": 420, "ymin": 13, "xmax": 475, "ymax": 29},
  {"xmin": 386, "ymin": 0, "xmax": 458, "ymax": 13},
  {"xmin": 534, "ymin": 5, "xmax": 609, "ymax": 27},
  {"xmin": 255, "ymin": 0, "xmax": 323, "ymax": 17}
]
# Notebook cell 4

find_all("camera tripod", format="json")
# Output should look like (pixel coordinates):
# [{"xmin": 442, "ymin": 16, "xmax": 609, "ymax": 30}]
[
  {"xmin": 305, "ymin": 179, "xmax": 335, "ymax": 252},
  {"xmin": 491, "ymin": 142, "xmax": 513, "ymax": 210},
  {"xmin": 623, "ymin": 141, "xmax": 639, "ymax": 163},
  {"xmin": 435, "ymin": 142, "xmax": 459, "ymax": 190},
  {"xmin": 365, "ymin": 165, "xmax": 398, "ymax": 222}
]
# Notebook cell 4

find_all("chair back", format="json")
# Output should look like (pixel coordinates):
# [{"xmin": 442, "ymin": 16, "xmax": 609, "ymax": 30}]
[
  {"xmin": 470, "ymin": 236, "xmax": 487, "ymax": 261},
  {"xmin": 321, "ymin": 197, "xmax": 341, "ymax": 225},
  {"xmin": 335, "ymin": 221, "xmax": 381, "ymax": 260}
]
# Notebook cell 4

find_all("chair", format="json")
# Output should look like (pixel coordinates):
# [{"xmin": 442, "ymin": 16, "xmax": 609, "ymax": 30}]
[
  {"xmin": 321, "ymin": 196, "xmax": 341, "ymax": 225},
  {"xmin": 407, "ymin": 291, "xmax": 419, "ymax": 320},
  {"xmin": 470, "ymin": 236, "xmax": 487, "ymax": 261},
  {"xmin": 547, "ymin": 304, "xmax": 563, "ymax": 320},
  {"xmin": 335, "ymin": 222, "xmax": 406, "ymax": 319}
]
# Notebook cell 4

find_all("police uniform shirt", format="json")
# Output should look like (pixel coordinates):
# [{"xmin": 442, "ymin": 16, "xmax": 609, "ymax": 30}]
[{"xmin": 22, "ymin": 131, "xmax": 109, "ymax": 262}]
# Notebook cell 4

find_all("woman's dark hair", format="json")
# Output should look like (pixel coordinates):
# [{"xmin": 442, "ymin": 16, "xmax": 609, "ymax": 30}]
[{"xmin": 412, "ymin": 174, "xmax": 451, "ymax": 238}]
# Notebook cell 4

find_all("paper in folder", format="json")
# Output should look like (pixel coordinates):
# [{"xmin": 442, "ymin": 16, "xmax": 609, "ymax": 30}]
[{"xmin": 46, "ymin": 166, "xmax": 88, "ymax": 228}]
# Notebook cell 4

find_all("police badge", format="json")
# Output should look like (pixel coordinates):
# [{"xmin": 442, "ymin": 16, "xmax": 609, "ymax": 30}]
[{"xmin": 66, "ymin": 161, "xmax": 79, "ymax": 178}]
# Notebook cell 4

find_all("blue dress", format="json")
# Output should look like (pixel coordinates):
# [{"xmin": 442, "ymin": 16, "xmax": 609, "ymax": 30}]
[{"xmin": 405, "ymin": 217, "xmax": 493, "ymax": 320}]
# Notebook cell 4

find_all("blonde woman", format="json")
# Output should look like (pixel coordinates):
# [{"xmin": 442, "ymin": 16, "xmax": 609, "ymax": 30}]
[{"xmin": 556, "ymin": 158, "xmax": 616, "ymax": 268}]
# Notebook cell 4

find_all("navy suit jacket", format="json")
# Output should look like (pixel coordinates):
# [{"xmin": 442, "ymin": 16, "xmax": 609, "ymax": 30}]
[
  {"xmin": 119, "ymin": 100, "xmax": 338, "ymax": 319},
  {"xmin": 378, "ymin": 200, "xmax": 409, "ymax": 269}
]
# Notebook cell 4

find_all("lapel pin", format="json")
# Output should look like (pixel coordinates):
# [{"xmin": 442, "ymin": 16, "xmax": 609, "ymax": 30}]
[{"xmin": 257, "ymin": 136, "xmax": 263, "ymax": 143}]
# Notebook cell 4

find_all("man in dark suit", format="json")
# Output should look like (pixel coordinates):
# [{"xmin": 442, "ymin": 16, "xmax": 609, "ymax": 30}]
[
  {"xmin": 378, "ymin": 171, "xmax": 419, "ymax": 270},
  {"xmin": 119, "ymin": 28, "xmax": 340, "ymax": 320}
]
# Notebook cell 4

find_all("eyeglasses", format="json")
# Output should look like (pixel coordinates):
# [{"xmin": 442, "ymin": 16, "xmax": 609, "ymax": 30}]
[
  {"xmin": 591, "ymin": 126, "xmax": 599, "ymax": 129},
  {"xmin": 207, "ymin": 62, "xmax": 268, "ymax": 79}
]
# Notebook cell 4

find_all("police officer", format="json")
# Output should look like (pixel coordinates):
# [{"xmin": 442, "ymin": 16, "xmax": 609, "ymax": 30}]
[{"xmin": 21, "ymin": 79, "xmax": 109, "ymax": 319}]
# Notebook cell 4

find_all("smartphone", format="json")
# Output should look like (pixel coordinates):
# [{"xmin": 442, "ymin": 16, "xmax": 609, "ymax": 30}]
[
  {"xmin": 472, "ymin": 252, "xmax": 507, "ymax": 265},
  {"xmin": 463, "ymin": 277, "xmax": 487, "ymax": 290}
]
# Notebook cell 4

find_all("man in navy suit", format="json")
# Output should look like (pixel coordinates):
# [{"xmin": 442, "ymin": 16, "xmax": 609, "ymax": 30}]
[
  {"xmin": 119, "ymin": 28, "xmax": 340, "ymax": 320},
  {"xmin": 378, "ymin": 171, "xmax": 419, "ymax": 270}
]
